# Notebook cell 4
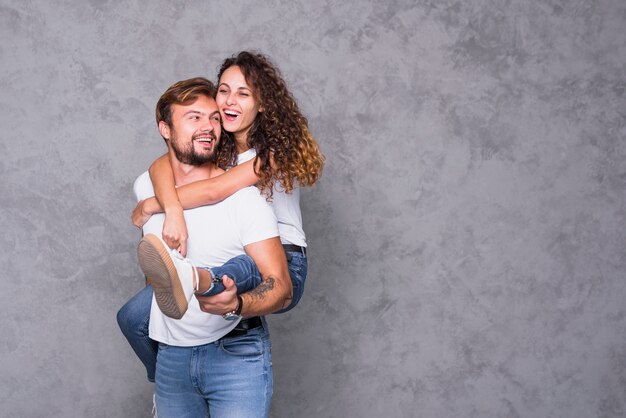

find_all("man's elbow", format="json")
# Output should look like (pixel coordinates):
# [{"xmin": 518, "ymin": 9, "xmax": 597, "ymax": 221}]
[{"xmin": 264, "ymin": 272, "xmax": 291, "ymax": 311}]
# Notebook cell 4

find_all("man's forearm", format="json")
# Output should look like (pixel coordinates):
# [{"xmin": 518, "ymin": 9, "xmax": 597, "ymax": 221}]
[
  {"xmin": 240, "ymin": 274, "xmax": 291, "ymax": 317},
  {"xmin": 241, "ymin": 238, "xmax": 292, "ymax": 316}
]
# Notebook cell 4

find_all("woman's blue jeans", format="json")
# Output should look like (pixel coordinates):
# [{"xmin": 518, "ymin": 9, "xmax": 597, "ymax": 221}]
[{"xmin": 116, "ymin": 250, "xmax": 307, "ymax": 382}]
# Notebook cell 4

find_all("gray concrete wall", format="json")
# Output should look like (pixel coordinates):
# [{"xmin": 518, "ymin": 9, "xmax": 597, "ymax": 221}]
[{"xmin": 1, "ymin": 1, "xmax": 624, "ymax": 417}]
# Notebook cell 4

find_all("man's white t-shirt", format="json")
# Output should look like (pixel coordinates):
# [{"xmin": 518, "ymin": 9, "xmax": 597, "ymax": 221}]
[{"xmin": 134, "ymin": 171, "xmax": 279, "ymax": 347}]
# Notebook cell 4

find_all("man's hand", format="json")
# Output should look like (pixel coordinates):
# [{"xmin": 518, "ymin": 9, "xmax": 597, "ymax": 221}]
[
  {"xmin": 162, "ymin": 207, "xmax": 189, "ymax": 256},
  {"xmin": 196, "ymin": 276, "xmax": 239, "ymax": 316},
  {"xmin": 131, "ymin": 199, "xmax": 152, "ymax": 228}
]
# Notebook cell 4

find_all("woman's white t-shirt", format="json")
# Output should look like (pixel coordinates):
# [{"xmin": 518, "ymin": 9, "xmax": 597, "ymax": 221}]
[{"xmin": 237, "ymin": 149, "xmax": 306, "ymax": 247}]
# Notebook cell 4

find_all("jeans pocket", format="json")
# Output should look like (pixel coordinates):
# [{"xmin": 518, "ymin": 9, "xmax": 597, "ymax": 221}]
[{"xmin": 219, "ymin": 333, "xmax": 265, "ymax": 358}]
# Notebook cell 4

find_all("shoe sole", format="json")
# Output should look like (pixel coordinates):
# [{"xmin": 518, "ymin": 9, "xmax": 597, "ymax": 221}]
[{"xmin": 137, "ymin": 234, "xmax": 188, "ymax": 319}]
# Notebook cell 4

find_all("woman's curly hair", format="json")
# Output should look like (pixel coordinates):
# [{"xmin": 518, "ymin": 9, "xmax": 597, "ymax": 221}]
[
  {"xmin": 214, "ymin": 130, "xmax": 237, "ymax": 170},
  {"xmin": 217, "ymin": 51, "xmax": 325, "ymax": 198}
]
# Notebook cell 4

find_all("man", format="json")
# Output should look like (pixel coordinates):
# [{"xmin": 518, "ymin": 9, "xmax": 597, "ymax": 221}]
[{"xmin": 133, "ymin": 77, "xmax": 291, "ymax": 417}]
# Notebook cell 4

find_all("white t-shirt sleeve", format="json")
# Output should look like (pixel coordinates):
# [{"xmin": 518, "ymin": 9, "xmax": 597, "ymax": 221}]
[
  {"xmin": 233, "ymin": 187, "xmax": 279, "ymax": 245},
  {"xmin": 133, "ymin": 171, "xmax": 155, "ymax": 202}
]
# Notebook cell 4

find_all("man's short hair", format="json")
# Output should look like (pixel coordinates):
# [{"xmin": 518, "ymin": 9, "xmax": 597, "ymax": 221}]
[{"xmin": 155, "ymin": 77, "xmax": 217, "ymax": 128}]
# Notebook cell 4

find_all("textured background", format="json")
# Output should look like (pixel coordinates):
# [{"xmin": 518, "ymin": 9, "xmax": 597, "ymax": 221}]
[{"xmin": 1, "ymin": 1, "xmax": 625, "ymax": 417}]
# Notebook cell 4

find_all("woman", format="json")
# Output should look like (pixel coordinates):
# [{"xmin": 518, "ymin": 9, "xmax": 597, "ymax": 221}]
[{"xmin": 118, "ymin": 51, "xmax": 324, "ymax": 384}]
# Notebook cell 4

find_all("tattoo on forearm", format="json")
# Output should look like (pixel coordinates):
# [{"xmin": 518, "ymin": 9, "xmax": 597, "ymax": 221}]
[{"xmin": 248, "ymin": 276, "xmax": 275, "ymax": 300}]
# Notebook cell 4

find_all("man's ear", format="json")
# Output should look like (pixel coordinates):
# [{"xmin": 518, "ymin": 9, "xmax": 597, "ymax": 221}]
[{"xmin": 158, "ymin": 121, "xmax": 171, "ymax": 140}]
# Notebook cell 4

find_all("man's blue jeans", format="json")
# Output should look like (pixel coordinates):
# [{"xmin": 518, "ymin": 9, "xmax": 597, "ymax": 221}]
[
  {"xmin": 116, "ymin": 250, "xmax": 307, "ymax": 382},
  {"xmin": 155, "ymin": 322, "xmax": 272, "ymax": 418}
]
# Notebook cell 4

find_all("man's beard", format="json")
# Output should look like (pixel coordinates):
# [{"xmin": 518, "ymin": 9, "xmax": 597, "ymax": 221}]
[{"xmin": 170, "ymin": 132, "xmax": 217, "ymax": 166}]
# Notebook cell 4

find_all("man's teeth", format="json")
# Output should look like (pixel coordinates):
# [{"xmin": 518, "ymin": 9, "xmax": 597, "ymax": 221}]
[{"xmin": 196, "ymin": 137, "xmax": 212, "ymax": 143}]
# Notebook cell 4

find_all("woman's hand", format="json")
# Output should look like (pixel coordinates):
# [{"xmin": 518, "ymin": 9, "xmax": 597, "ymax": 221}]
[{"xmin": 162, "ymin": 206, "xmax": 189, "ymax": 256}]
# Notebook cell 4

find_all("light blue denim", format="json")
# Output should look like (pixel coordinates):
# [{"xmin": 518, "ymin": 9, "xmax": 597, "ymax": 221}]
[
  {"xmin": 116, "ymin": 250, "xmax": 308, "ymax": 382},
  {"xmin": 155, "ymin": 322, "xmax": 272, "ymax": 418}
]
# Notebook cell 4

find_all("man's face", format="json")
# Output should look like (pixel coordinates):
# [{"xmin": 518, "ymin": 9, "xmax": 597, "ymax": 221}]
[{"xmin": 160, "ymin": 95, "xmax": 222, "ymax": 166}]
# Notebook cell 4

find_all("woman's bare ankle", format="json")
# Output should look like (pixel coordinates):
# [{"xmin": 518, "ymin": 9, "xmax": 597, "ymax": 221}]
[{"xmin": 195, "ymin": 269, "xmax": 213, "ymax": 294}]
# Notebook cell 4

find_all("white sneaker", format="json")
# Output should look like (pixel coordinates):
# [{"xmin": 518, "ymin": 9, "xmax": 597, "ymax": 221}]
[{"xmin": 137, "ymin": 234, "xmax": 198, "ymax": 319}]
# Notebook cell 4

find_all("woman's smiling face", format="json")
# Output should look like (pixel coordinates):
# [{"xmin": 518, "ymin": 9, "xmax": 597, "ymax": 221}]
[{"xmin": 216, "ymin": 65, "xmax": 263, "ymax": 144}]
